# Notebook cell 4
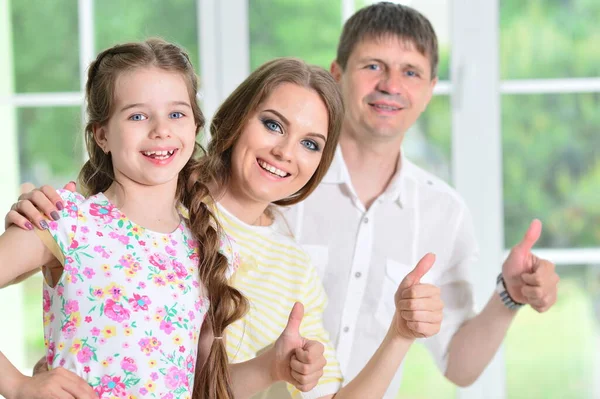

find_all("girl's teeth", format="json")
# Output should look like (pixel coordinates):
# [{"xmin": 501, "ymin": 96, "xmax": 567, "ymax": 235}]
[{"xmin": 143, "ymin": 149, "xmax": 175, "ymax": 158}]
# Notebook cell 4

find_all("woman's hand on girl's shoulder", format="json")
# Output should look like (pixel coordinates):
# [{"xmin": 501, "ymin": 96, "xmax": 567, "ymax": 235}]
[{"xmin": 5, "ymin": 182, "xmax": 76, "ymax": 231}]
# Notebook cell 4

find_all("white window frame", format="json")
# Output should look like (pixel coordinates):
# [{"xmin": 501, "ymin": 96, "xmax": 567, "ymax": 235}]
[{"xmin": 2, "ymin": 0, "xmax": 599, "ymax": 396}]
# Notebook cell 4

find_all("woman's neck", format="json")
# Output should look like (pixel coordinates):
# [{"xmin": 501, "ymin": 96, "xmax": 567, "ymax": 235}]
[
  {"xmin": 103, "ymin": 179, "xmax": 180, "ymax": 233},
  {"xmin": 216, "ymin": 187, "xmax": 271, "ymax": 227}
]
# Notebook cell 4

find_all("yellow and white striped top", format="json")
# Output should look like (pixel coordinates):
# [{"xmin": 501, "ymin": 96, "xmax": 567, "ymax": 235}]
[{"xmin": 215, "ymin": 203, "xmax": 343, "ymax": 399}]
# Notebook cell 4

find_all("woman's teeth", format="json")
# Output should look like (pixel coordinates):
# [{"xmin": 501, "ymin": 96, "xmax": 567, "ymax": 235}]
[{"xmin": 258, "ymin": 159, "xmax": 288, "ymax": 177}]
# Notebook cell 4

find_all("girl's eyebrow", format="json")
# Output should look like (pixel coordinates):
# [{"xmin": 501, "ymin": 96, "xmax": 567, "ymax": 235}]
[{"xmin": 119, "ymin": 101, "xmax": 192, "ymax": 113}]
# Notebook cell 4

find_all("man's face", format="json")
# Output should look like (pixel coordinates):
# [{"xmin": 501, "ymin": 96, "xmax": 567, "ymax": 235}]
[{"xmin": 332, "ymin": 36, "xmax": 437, "ymax": 143}]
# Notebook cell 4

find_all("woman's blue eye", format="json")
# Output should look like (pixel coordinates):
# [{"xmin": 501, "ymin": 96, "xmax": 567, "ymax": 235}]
[
  {"xmin": 169, "ymin": 112, "xmax": 184, "ymax": 119},
  {"xmin": 264, "ymin": 120, "xmax": 282, "ymax": 133},
  {"xmin": 301, "ymin": 139, "xmax": 319, "ymax": 151},
  {"xmin": 129, "ymin": 113, "xmax": 147, "ymax": 121}
]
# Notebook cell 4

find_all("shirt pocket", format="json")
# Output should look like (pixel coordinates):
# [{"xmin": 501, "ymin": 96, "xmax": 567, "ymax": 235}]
[
  {"xmin": 375, "ymin": 259, "xmax": 412, "ymax": 328},
  {"xmin": 302, "ymin": 244, "xmax": 329, "ymax": 280}
]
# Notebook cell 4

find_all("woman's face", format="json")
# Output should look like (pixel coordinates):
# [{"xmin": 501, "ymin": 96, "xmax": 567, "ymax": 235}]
[{"xmin": 228, "ymin": 82, "xmax": 329, "ymax": 206}]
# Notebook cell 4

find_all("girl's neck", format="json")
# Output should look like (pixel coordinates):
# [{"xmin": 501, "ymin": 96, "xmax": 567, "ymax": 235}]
[{"xmin": 103, "ymin": 179, "xmax": 180, "ymax": 233}]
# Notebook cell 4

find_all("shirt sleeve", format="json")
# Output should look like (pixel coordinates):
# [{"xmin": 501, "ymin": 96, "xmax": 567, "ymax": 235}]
[
  {"xmin": 287, "ymin": 259, "xmax": 343, "ymax": 399},
  {"xmin": 422, "ymin": 205, "xmax": 478, "ymax": 373},
  {"xmin": 42, "ymin": 189, "xmax": 85, "ymax": 263}
]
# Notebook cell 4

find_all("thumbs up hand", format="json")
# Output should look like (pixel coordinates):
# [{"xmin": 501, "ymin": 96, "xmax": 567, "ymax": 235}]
[
  {"xmin": 393, "ymin": 253, "xmax": 444, "ymax": 340},
  {"xmin": 272, "ymin": 302, "xmax": 326, "ymax": 392},
  {"xmin": 502, "ymin": 219, "xmax": 559, "ymax": 312}
]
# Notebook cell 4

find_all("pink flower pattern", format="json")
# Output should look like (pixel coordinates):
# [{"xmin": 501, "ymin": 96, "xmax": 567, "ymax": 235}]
[{"xmin": 42, "ymin": 190, "xmax": 240, "ymax": 397}]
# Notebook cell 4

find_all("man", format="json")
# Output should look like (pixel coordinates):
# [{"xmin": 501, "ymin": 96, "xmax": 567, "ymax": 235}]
[{"xmin": 279, "ymin": 2, "xmax": 559, "ymax": 397}]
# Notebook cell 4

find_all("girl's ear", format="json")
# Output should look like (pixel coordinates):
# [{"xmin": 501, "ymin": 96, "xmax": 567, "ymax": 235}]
[{"xmin": 93, "ymin": 123, "xmax": 109, "ymax": 153}]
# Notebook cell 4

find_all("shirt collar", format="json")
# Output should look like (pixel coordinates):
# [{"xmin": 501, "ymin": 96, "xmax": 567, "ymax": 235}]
[{"xmin": 321, "ymin": 145, "xmax": 409, "ymax": 208}]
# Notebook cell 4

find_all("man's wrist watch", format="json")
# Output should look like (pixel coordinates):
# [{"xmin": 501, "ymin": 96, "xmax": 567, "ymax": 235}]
[{"xmin": 496, "ymin": 273, "xmax": 525, "ymax": 310}]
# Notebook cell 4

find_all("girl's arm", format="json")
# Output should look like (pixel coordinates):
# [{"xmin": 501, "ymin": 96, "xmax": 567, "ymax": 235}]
[
  {"xmin": 0, "ymin": 226, "xmax": 53, "ymax": 288},
  {"xmin": 0, "ymin": 227, "xmax": 96, "ymax": 398},
  {"xmin": 319, "ymin": 254, "xmax": 442, "ymax": 399}
]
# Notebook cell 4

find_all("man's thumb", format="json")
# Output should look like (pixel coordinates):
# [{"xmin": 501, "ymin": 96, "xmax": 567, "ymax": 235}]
[
  {"xmin": 282, "ymin": 302, "xmax": 304, "ymax": 336},
  {"xmin": 400, "ymin": 253, "xmax": 436, "ymax": 288},
  {"xmin": 516, "ymin": 219, "xmax": 542, "ymax": 253}
]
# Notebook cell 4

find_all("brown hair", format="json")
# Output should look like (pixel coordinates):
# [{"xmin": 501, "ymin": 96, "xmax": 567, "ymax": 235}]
[
  {"xmin": 78, "ymin": 38, "xmax": 246, "ymax": 399},
  {"xmin": 336, "ymin": 2, "xmax": 439, "ymax": 79},
  {"xmin": 198, "ymin": 57, "xmax": 344, "ymax": 208}
]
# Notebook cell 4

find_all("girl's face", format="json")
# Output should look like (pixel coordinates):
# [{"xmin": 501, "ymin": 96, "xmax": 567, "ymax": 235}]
[
  {"xmin": 95, "ymin": 66, "xmax": 197, "ymax": 189},
  {"xmin": 228, "ymin": 83, "xmax": 329, "ymax": 206}
]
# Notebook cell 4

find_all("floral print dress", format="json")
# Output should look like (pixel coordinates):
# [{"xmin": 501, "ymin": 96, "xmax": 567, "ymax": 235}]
[{"xmin": 43, "ymin": 190, "xmax": 238, "ymax": 399}]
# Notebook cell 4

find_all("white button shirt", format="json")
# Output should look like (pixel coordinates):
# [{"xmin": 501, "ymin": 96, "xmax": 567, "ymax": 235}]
[{"xmin": 279, "ymin": 146, "xmax": 478, "ymax": 398}]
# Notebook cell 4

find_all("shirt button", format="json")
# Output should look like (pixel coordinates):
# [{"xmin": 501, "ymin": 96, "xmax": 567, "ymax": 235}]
[
  {"xmin": 363, "ymin": 217, "xmax": 369, "ymax": 224},
  {"xmin": 355, "ymin": 272, "xmax": 362, "ymax": 278},
  {"xmin": 343, "ymin": 326, "xmax": 350, "ymax": 333}
]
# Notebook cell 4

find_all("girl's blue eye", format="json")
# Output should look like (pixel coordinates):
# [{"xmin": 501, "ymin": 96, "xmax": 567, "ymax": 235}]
[
  {"xmin": 301, "ymin": 139, "xmax": 319, "ymax": 152},
  {"xmin": 264, "ymin": 120, "xmax": 282, "ymax": 133},
  {"xmin": 169, "ymin": 112, "xmax": 184, "ymax": 119},
  {"xmin": 129, "ymin": 113, "xmax": 147, "ymax": 121}
]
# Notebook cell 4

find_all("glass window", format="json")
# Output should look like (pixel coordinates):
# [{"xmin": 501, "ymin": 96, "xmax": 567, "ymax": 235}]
[
  {"xmin": 404, "ymin": 95, "xmax": 452, "ymax": 183},
  {"xmin": 23, "ymin": 275, "xmax": 45, "ymax": 367},
  {"xmin": 249, "ymin": 0, "xmax": 342, "ymax": 70},
  {"xmin": 505, "ymin": 266, "xmax": 599, "ymax": 399},
  {"xmin": 397, "ymin": 342, "xmax": 455, "ymax": 398},
  {"xmin": 500, "ymin": 0, "xmax": 600, "ymax": 79},
  {"xmin": 17, "ymin": 107, "xmax": 82, "ymax": 187},
  {"xmin": 10, "ymin": 0, "xmax": 79, "ymax": 92},
  {"xmin": 502, "ymin": 93, "xmax": 600, "ymax": 248},
  {"xmin": 95, "ymin": 0, "xmax": 199, "ymax": 71}
]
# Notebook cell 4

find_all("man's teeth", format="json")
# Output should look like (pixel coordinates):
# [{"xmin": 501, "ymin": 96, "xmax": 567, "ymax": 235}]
[
  {"xmin": 258, "ymin": 160, "xmax": 288, "ymax": 177},
  {"xmin": 374, "ymin": 104, "xmax": 400, "ymax": 111},
  {"xmin": 142, "ymin": 150, "xmax": 175, "ymax": 159}
]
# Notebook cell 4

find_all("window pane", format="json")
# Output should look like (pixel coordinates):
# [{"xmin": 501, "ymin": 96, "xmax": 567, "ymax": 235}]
[
  {"xmin": 10, "ymin": 0, "xmax": 79, "ymax": 92},
  {"xmin": 355, "ymin": 0, "xmax": 451, "ymax": 81},
  {"xmin": 502, "ymin": 94, "xmax": 600, "ymax": 248},
  {"xmin": 18, "ymin": 107, "xmax": 82, "ymax": 187},
  {"xmin": 500, "ymin": 0, "xmax": 600, "ymax": 79},
  {"xmin": 403, "ymin": 95, "xmax": 452, "ymax": 183},
  {"xmin": 396, "ymin": 343, "xmax": 456, "ymax": 398},
  {"xmin": 23, "ymin": 276, "xmax": 45, "ymax": 368},
  {"xmin": 505, "ymin": 266, "xmax": 599, "ymax": 398},
  {"xmin": 95, "ymin": 0, "xmax": 199, "ymax": 70},
  {"xmin": 249, "ymin": 0, "xmax": 342, "ymax": 70}
]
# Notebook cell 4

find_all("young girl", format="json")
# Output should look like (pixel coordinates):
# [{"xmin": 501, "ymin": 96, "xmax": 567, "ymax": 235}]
[
  {"xmin": 0, "ymin": 39, "xmax": 327, "ymax": 399},
  {"xmin": 7, "ymin": 57, "xmax": 443, "ymax": 398}
]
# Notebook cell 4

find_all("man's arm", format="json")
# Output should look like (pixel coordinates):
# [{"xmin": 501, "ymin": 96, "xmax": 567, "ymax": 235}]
[
  {"xmin": 445, "ymin": 292, "xmax": 517, "ymax": 386},
  {"xmin": 445, "ymin": 220, "xmax": 559, "ymax": 386}
]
